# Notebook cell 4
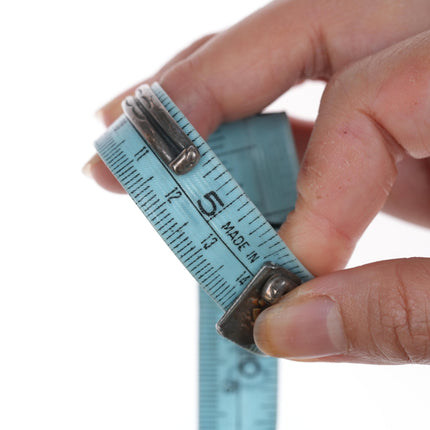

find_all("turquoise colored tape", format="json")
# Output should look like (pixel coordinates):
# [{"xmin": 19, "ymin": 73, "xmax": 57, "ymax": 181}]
[
  {"xmin": 94, "ymin": 83, "xmax": 310, "ymax": 429},
  {"xmin": 199, "ymin": 290, "xmax": 278, "ymax": 430},
  {"xmin": 95, "ymin": 84, "xmax": 311, "ymax": 311}
]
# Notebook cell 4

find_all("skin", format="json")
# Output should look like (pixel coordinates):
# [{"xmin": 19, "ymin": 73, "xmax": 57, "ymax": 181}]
[{"xmin": 85, "ymin": 0, "xmax": 430, "ymax": 364}]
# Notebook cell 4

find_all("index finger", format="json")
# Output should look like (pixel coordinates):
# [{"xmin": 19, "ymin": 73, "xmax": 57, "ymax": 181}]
[
  {"xmin": 96, "ymin": 33, "xmax": 216, "ymax": 127},
  {"xmin": 280, "ymin": 32, "xmax": 430, "ymax": 275},
  {"xmin": 89, "ymin": 0, "xmax": 430, "ymax": 233},
  {"xmin": 159, "ymin": 0, "xmax": 430, "ymax": 138}
]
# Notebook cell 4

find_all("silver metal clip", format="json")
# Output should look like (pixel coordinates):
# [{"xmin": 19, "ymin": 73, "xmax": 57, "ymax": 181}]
[
  {"xmin": 122, "ymin": 84, "xmax": 200, "ymax": 175},
  {"xmin": 216, "ymin": 262, "xmax": 302, "ymax": 355}
]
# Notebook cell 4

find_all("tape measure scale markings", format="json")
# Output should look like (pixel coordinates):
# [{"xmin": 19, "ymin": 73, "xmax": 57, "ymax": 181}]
[
  {"xmin": 94, "ymin": 82, "xmax": 312, "ymax": 429},
  {"xmin": 95, "ymin": 83, "xmax": 311, "ymax": 351},
  {"xmin": 199, "ymin": 290, "xmax": 278, "ymax": 430},
  {"xmin": 197, "ymin": 114, "xmax": 302, "ymax": 429}
]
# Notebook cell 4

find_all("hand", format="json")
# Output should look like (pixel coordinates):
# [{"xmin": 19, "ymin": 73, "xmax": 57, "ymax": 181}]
[{"xmin": 85, "ymin": 0, "xmax": 430, "ymax": 364}]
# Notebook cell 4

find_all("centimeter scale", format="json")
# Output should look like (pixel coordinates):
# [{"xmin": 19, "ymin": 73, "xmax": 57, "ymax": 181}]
[{"xmin": 94, "ymin": 83, "xmax": 312, "ymax": 429}]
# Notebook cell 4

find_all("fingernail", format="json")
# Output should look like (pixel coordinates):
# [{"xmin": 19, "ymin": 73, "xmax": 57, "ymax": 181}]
[
  {"xmin": 254, "ymin": 296, "xmax": 348, "ymax": 359},
  {"xmin": 82, "ymin": 154, "xmax": 101, "ymax": 178},
  {"xmin": 94, "ymin": 108, "xmax": 105, "ymax": 123},
  {"xmin": 94, "ymin": 99, "xmax": 122, "ymax": 126}
]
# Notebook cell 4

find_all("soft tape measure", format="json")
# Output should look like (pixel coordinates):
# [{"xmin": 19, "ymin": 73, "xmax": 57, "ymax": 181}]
[
  {"xmin": 198, "ymin": 117, "xmax": 300, "ymax": 430},
  {"xmin": 199, "ymin": 291, "xmax": 278, "ymax": 430},
  {"xmin": 94, "ymin": 83, "xmax": 312, "ymax": 428}
]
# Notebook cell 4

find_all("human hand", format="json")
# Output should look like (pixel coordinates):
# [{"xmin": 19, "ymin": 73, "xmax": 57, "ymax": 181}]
[{"xmin": 85, "ymin": 0, "xmax": 430, "ymax": 364}]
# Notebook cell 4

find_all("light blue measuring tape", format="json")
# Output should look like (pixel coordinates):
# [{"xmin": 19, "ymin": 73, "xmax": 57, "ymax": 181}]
[
  {"xmin": 94, "ymin": 83, "xmax": 313, "ymax": 429},
  {"xmin": 198, "ymin": 117, "xmax": 300, "ymax": 429}
]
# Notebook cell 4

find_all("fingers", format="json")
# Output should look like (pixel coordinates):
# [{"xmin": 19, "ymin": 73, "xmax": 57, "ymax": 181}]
[
  {"xmin": 82, "ymin": 154, "xmax": 126, "ymax": 194},
  {"xmin": 254, "ymin": 257, "xmax": 430, "ymax": 364},
  {"xmin": 87, "ymin": 0, "xmax": 430, "ymax": 193},
  {"xmin": 159, "ymin": 0, "xmax": 430, "ymax": 138},
  {"xmin": 84, "ymin": 34, "xmax": 216, "ymax": 192},
  {"xmin": 96, "ymin": 33, "xmax": 216, "ymax": 127},
  {"xmin": 383, "ymin": 157, "xmax": 430, "ymax": 228},
  {"xmin": 280, "ymin": 31, "xmax": 430, "ymax": 275},
  {"xmin": 95, "ymin": 0, "xmax": 430, "ymax": 132}
]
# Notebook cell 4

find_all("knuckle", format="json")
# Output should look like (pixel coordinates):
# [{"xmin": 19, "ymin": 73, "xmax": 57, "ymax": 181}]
[
  {"xmin": 304, "ymin": 16, "xmax": 333, "ymax": 79},
  {"xmin": 320, "ymin": 69, "xmax": 347, "ymax": 102},
  {"xmin": 318, "ymin": 70, "xmax": 357, "ymax": 122},
  {"xmin": 161, "ymin": 56, "xmax": 224, "ymax": 136},
  {"xmin": 193, "ymin": 33, "xmax": 216, "ymax": 46},
  {"xmin": 370, "ymin": 259, "xmax": 430, "ymax": 363},
  {"xmin": 368, "ymin": 32, "xmax": 430, "ymax": 158},
  {"xmin": 322, "ymin": 59, "xmax": 370, "ymax": 112}
]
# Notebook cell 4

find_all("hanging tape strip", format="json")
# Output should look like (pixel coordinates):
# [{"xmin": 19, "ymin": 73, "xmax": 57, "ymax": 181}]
[{"xmin": 94, "ymin": 82, "xmax": 313, "ymax": 429}]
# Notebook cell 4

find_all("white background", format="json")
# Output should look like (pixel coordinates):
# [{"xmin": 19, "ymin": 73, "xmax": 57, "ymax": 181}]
[{"xmin": 1, "ymin": 0, "xmax": 429, "ymax": 429}]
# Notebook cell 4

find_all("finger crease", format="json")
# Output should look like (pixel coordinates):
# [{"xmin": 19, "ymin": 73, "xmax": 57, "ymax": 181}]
[
  {"xmin": 392, "ymin": 268, "xmax": 414, "ymax": 363},
  {"xmin": 306, "ymin": 23, "xmax": 333, "ymax": 79},
  {"xmin": 297, "ymin": 189, "xmax": 356, "ymax": 248},
  {"xmin": 358, "ymin": 108, "xmax": 405, "ymax": 164}
]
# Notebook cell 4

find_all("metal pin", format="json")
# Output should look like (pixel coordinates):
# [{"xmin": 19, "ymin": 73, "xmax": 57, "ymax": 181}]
[
  {"xmin": 216, "ymin": 262, "xmax": 302, "ymax": 354},
  {"xmin": 122, "ymin": 84, "xmax": 200, "ymax": 175},
  {"xmin": 260, "ymin": 273, "xmax": 298, "ymax": 305}
]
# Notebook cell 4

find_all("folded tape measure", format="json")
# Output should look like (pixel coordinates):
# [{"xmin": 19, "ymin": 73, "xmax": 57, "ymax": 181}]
[{"xmin": 94, "ymin": 83, "xmax": 312, "ymax": 429}]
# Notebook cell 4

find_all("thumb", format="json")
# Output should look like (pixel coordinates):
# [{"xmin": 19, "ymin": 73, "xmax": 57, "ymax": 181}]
[{"xmin": 254, "ymin": 258, "xmax": 430, "ymax": 364}]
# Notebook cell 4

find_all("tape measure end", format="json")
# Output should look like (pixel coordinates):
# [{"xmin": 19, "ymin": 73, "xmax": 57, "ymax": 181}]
[{"xmin": 216, "ymin": 262, "xmax": 301, "ymax": 355}]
